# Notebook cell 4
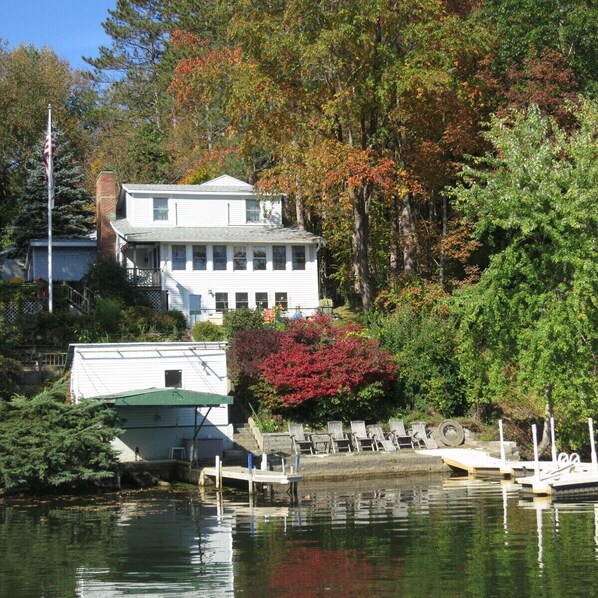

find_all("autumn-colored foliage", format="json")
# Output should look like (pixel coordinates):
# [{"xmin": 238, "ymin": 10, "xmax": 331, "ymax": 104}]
[{"xmin": 258, "ymin": 315, "xmax": 396, "ymax": 408}]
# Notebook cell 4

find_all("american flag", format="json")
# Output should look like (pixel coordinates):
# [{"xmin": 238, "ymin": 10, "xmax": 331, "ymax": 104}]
[{"xmin": 43, "ymin": 111, "xmax": 56, "ymax": 187}]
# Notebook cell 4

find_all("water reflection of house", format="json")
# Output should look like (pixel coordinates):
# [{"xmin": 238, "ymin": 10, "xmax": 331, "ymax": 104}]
[
  {"xmin": 75, "ymin": 501, "xmax": 234, "ymax": 597},
  {"xmin": 69, "ymin": 342, "xmax": 233, "ymax": 461}
]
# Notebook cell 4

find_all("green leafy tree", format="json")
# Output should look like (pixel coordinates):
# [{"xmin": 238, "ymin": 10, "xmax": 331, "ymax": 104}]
[
  {"xmin": 7, "ymin": 129, "xmax": 94, "ymax": 253},
  {"xmin": 368, "ymin": 283, "xmax": 466, "ymax": 416},
  {"xmin": 480, "ymin": 0, "xmax": 598, "ymax": 92},
  {"xmin": 452, "ymin": 102, "xmax": 598, "ymax": 448},
  {"xmin": 86, "ymin": 0, "xmax": 173, "ymax": 182},
  {"xmin": 0, "ymin": 42, "xmax": 96, "ymax": 239},
  {"xmin": 0, "ymin": 380, "xmax": 120, "ymax": 493}
]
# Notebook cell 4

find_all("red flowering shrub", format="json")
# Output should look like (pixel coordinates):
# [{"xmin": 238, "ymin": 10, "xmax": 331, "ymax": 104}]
[
  {"xmin": 258, "ymin": 315, "xmax": 396, "ymax": 418},
  {"xmin": 227, "ymin": 327, "xmax": 281, "ymax": 385}
]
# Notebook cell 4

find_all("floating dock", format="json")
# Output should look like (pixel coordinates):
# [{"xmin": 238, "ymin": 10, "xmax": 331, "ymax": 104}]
[
  {"xmin": 517, "ymin": 470, "xmax": 598, "ymax": 497},
  {"xmin": 419, "ymin": 448, "xmax": 535, "ymax": 478},
  {"xmin": 516, "ymin": 420, "xmax": 598, "ymax": 497}
]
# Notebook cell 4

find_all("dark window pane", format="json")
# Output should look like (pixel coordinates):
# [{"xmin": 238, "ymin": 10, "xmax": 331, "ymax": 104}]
[
  {"xmin": 192, "ymin": 245, "xmax": 207, "ymax": 270},
  {"xmin": 213, "ymin": 245, "xmax": 227, "ymax": 270},
  {"xmin": 273, "ymin": 245, "xmax": 287, "ymax": 270},
  {"xmin": 215, "ymin": 292, "xmax": 228, "ymax": 312},
  {"xmin": 165, "ymin": 369, "xmax": 182, "ymax": 388},
  {"xmin": 292, "ymin": 246, "xmax": 306, "ymax": 270},
  {"xmin": 235, "ymin": 292, "xmax": 249, "ymax": 309},
  {"xmin": 172, "ymin": 245, "xmax": 186, "ymax": 270},
  {"xmin": 255, "ymin": 292, "xmax": 268, "ymax": 309},
  {"xmin": 233, "ymin": 246, "xmax": 247, "ymax": 271},
  {"xmin": 253, "ymin": 246, "xmax": 267, "ymax": 271}
]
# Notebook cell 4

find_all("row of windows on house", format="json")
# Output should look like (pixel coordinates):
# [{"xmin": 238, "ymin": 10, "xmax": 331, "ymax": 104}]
[
  {"xmin": 204, "ymin": 291, "xmax": 290, "ymax": 312},
  {"xmin": 154, "ymin": 198, "xmax": 262, "ymax": 223},
  {"xmin": 171, "ymin": 244, "xmax": 306, "ymax": 271}
]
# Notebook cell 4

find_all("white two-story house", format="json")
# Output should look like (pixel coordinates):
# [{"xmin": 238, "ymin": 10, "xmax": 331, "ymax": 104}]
[{"xmin": 101, "ymin": 173, "xmax": 324, "ymax": 325}]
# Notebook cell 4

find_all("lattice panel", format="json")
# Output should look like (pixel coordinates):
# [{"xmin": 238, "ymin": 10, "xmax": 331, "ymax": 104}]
[
  {"xmin": 1, "ymin": 300, "xmax": 44, "ymax": 326},
  {"xmin": 141, "ymin": 290, "xmax": 166, "ymax": 311}
]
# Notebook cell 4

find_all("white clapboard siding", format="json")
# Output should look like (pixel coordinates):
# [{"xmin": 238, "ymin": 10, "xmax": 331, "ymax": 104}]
[
  {"xmin": 70, "ymin": 343, "xmax": 228, "ymax": 400},
  {"xmin": 160, "ymin": 243, "xmax": 319, "ymax": 317},
  {"xmin": 126, "ymin": 193, "xmax": 282, "ymax": 227}
]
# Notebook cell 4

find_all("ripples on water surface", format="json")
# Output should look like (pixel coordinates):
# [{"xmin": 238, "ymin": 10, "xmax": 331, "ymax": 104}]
[{"xmin": 2, "ymin": 476, "xmax": 598, "ymax": 597}]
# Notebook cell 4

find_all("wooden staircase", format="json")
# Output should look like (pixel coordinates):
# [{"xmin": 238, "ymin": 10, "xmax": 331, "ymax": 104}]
[{"xmin": 65, "ymin": 283, "xmax": 94, "ymax": 315}]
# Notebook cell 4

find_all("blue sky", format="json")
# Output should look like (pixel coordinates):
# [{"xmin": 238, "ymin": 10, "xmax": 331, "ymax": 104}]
[{"xmin": 0, "ymin": 0, "xmax": 116, "ymax": 69}]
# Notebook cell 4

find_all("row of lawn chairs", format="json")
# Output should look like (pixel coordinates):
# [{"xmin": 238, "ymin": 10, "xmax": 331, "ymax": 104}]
[{"xmin": 289, "ymin": 419, "xmax": 438, "ymax": 455}]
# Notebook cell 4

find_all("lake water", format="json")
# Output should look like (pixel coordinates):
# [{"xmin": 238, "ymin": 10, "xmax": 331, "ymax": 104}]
[{"xmin": 2, "ymin": 475, "xmax": 598, "ymax": 597}]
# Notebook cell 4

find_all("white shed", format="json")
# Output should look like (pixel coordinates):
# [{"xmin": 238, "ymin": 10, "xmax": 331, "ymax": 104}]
[{"xmin": 69, "ymin": 342, "xmax": 234, "ymax": 462}]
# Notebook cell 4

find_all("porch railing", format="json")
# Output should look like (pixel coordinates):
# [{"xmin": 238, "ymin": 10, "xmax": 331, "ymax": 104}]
[{"xmin": 125, "ymin": 267, "xmax": 161, "ymax": 287}]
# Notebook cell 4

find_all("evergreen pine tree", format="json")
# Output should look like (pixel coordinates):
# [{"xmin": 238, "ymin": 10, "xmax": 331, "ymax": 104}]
[{"xmin": 8, "ymin": 128, "xmax": 94, "ymax": 254}]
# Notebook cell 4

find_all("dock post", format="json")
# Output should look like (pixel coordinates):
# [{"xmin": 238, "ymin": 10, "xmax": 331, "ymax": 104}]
[
  {"xmin": 215, "ymin": 455, "xmax": 221, "ymax": 491},
  {"xmin": 532, "ymin": 424, "xmax": 540, "ymax": 480},
  {"xmin": 248, "ymin": 453, "xmax": 254, "ymax": 495},
  {"xmin": 261, "ymin": 453, "xmax": 268, "ymax": 471},
  {"xmin": 295, "ymin": 453, "xmax": 301, "ymax": 474},
  {"xmin": 550, "ymin": 417, "xmax": 557, "ymax": 463},
  {"xmin": 589, "ymin": 418, "xmax": 598, "ymax": 471},
  {"xmin": 499, "ymin": 419, "xmax": 506, "ymax": 463}
]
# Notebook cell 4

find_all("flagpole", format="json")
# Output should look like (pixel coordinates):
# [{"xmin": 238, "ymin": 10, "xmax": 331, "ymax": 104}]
[{"xmin": 47, "ymin": 104, "xmax": 54, "ymax": 314}]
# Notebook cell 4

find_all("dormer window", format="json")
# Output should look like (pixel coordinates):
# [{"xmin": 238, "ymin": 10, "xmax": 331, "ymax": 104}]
[
  {"xmin": 246, "ymin": 199, "xmax": 260, "ymax": 223},
  {"xmin": 153, "ymin": 198, "xmax": 168, "ymax": 221}
]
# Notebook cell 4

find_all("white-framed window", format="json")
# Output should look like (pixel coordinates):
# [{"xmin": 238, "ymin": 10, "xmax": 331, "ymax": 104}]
[
  {"xmin": 253, "ymin": 246, "xmax": 267, "ymax": 271},
  {"xmin": 292, "ymin": 245, "xmax": 306, "ymax": 270},
  {"xmin": 215, "ymin": 292, "xmax": 229, "ymax": 312},
  {"xmin": 213, "ymin": 245, "xmax": 227, "ymax": 270},
  {"xmin": 246, "ymin": 199, "xmax": 260, "ymax": 222},
  {"xmin": 153, "ymin": 197, "xmax": 168, "ymax": 221},
  {"xmin": 192, "ymin": 245, "xmax": 207, "ymax": 270},
  {"xmin": 255, "ymin": 292, "xmax": 268, "ymax": 309},
  {"xmin": 273, "ymin": 245, "xmax": 287, "ymax": 270},
  {"xmin": 236, "ymin": 292, "xmax": 249, "ymax": 309},
  {"xmin": 233, "ymin": 246, "xmax": 247, "ymax": 270},
  {"xmin": 275, "ymin": 292, "xmax": 288, "ymax": 310},
  {"xmin": 172, "ymin": 245, "xmax": 186, "ymax": 270}
]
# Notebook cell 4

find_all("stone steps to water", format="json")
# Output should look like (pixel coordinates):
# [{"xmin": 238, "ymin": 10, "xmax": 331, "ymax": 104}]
[{"xmin": 227, "ymin": 424, "xmax": 262, "ymax": 462}]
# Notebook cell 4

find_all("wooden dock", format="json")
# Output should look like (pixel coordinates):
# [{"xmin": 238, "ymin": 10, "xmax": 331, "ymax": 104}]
[
  {"xmin": 199, "ymin": 455, "xmax": 302, "ymax": 496},
  {"xmin": 517, "ymin": 469, "xmax": 598, "ymax": 497},
  {"xmin": 201, "ymin": 466, "xmax": 302, "ymax": 486}
]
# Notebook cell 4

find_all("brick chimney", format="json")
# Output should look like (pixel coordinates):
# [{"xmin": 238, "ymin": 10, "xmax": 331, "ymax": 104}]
[{"xmin": 96, "ymin": 171, "xmax": 118, "ymax": 258}]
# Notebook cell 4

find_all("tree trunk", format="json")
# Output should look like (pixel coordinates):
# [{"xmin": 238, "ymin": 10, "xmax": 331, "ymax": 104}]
[
  {"xmin": 389, "ymin": 198, "xmax": 400, "ymax": 278},
  {"xmin": 351, "ymin": 188, "xmax": 374, "ymax": 311},
  {"xmin": 439, "ymin": 194, "xmax": 448, "ymax": 287},
  {"xmin": 295, "ymin": 192, "xmax": 305, "ymax": 230},
  {"xmin": 400, "ymin": 193, "xmax": 416, "ymax": 275}
]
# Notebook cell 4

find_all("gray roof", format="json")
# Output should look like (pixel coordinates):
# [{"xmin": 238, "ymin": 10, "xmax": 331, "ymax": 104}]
[
  {"xmin": 122, "ymin": 175, "xmax": 255, "ymax": 195},
  {"xmin": 111, "ymin": 219, "xmax": 322, "ymax": 244}
]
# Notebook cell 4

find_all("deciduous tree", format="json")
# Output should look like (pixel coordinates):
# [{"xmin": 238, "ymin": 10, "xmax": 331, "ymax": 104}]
[{"xmin": 452, "ymin": 102, "xmax": 598, "ymax": 447}]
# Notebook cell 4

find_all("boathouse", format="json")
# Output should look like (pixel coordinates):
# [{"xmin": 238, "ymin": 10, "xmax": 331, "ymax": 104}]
[{"xmin": 68, "ymin": 342, "xmax": 233, "ymax": 462}]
